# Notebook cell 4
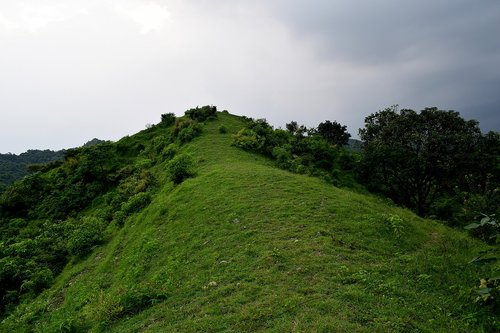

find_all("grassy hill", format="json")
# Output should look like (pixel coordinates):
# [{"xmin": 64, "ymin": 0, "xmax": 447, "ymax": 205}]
[{"xmin": 0, "ymin": 112, "xmax": 491, "ymax": 332}]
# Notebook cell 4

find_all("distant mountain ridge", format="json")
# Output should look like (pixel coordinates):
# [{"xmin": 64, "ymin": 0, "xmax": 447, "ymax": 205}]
[
  {"xmin": 345, "ymin": 138, "xmax": 363, "ymax": 152},
  {"xmin": 0, "ymin": 150, "xmax": 65, "ymax": 189},
  {"xmin": 0, "ymin": 138, "xmax": 105, "ymax": 190}
]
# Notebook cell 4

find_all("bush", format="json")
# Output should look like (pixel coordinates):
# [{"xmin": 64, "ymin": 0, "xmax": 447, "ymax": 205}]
[
  {"xmin": 219, "ymin": 125, "xmax": 228, "ymax": 134},
  {"xmin": 178, "ymin": 123, "xmax": 203, "ymax": 143},
  {"xmin": 171, "ymin": 119, "xmax": 203, "ymax": 143},
  {"xmin": 184, "ymin": 105, "xmax": 217, "ymax": 122},
  {"xmin": 161, "ymin": 143, "xmax": 177, "ymax": 161},
  {"xmin": 166, "ymin": 154, "xmax": 196, "ymax": 184},
  {"xmin": 272, "ymin": 145, "xmax": 293, "ymax": 169},
  {"xmin": 232, "ymin": 129, "xmax": 265, "ymax": 151},
  {"xmin": 121, "ymin": 192, "xmax": 151, "ymax": 216},
  {"xmin": 83, "ymin": 290, "xmax": 124, "ymax": 328},
  {"xmin": 160, "ymin": 113, "xmax": 176, "ymax": 127},
  {"xmin": 148, "ymin": 135, "xmax": 170, "ymax": 157},
  {"xmin": 119, "ymin": 281, "xmax": 169, "ymax": 315},
  {"xmin": 67, "ymin": 217, "xmax": 105, "ymax": 257}
]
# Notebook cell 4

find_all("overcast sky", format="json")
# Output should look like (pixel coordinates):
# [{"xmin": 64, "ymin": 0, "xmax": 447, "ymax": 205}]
[{"xmin": 1, "ymin": 0, "xmax": 499, "ymax": 153}]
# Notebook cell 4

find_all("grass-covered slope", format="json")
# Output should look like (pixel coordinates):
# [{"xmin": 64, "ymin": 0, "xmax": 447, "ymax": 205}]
[{"xmin": 1, "ymin": 113, "xmax": 487, "ymax": 332}]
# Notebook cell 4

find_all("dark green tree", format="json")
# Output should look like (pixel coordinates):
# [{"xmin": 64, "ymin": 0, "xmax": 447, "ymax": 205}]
[
  {"xmin": 358, "ymin": 106, "xmax": 483, "ymax": 217},
  {"xmin": 317, "ymin": 120, "xmax": 351, "ymax": 146},
  {"xmin": 160, "ymin": 113, "xmax": 176, "ymax": 127},
  {"xmin": 285, "ymin": 121, "xmax": 307, "ymax": 137}
]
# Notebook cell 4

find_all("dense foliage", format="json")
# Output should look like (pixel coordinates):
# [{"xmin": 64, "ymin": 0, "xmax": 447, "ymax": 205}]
[
  {"xmin": 184, "ymin": 105, "xmax": 217, "ymax": 122},
  {"xmin": 357, "ymin": 106, "xmax": 499, "ymax": 226},
  {"xmin": 166, "ymin": 154, "xmax": 196, "ymax": 184},
  {"xmin": 232, "ymin": 118, "xmax": 359, "ymax": 188},
  {"xmin": 0, "ymin": 149, "xmax": 65, "ymax": 190},
  {"xmin": 0, "ymin": 140, "xmax": 155, "ymax": 314},
  {"xmin": 316, "ymin": 120, "xmax": 351, "ymax": 146},
  {"xmin": 0, "ymin": 108, "xmax": 211, "ymax": 316}
]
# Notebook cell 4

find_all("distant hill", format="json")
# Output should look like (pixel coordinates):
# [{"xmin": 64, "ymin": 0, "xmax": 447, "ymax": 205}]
[
  {"xmin": 345, "ymin": 138, "xmax": 363, "ymax": 152},
  {"xmin": 0, "ymin": 138, "xmax": 106, "ymax": 190},
  {"xmin": 82, "ymin": 138, "xmax": 107, "ymax": 147},
  {"xmin": 0, "ymin": 149, "xmax": 65, "ymax": 189},
  {"xmin": 0, "ymin": 110, "xmax": 491, "ymax": 332}
]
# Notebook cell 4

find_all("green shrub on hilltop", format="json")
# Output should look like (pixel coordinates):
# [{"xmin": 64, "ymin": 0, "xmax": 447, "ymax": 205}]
[
  {"xmin": 160, "ymin": 113, "xmax": 176, "ymax": 127},
  {"xmin": 184, "ymin": 105, "xmax": 217, "ymax": 122}
]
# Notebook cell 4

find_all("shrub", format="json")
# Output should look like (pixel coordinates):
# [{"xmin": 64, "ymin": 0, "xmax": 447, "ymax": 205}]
[
  {"xmin": 385, "ymin": 214, "xmax": 405, "ymax": 239},
  {"xmin": 119, "ymin": 281, "xmax": 169, "ymax": 315},
  {"xmin": 19, "ymin": 268, "xmax": 53, "ymax": 295},
  {"xmin": 178, "ymin": 123, "xmax": 203, "ymax": 143},
  {"xmin": 114, "ymin": 210, "xmax": 127, "ymax": 226},
  {"xmin": 184, "ymin": 105, "xmax": 217, "ymax": 122},
  {"xmin": 148, "ymin": 135, "xmax": 170, "ymax": 157},
  {"xmin": 67, "ymin": 217, "xmax": 105, "ymax": 257},
  {"xmin": 232, "ymin": 129, "xmax": 265, "ymax": 151},
  {"xmin": 161, "ymin": 143, "xmax": 177, "ymax": 160},
  {"xmin": 272, "ymin": 145, "xmax": 293, "ymax": 169},
  {"xmin": 160, "ymin": 113, "xmax": 176, "ymax": 127},
  {"xmin": 166, "ymin": 154, "xmax": 196, "ymax": 184},
  {"xmin": 83, "ymin": 290, "xmax": 124, "ymax": 328},
  {"xmin": 219, "ymin": 125, "xmax": 228, "ymax": 134},
  {"xmin": 171, "ymin": 119, "xmax": 203, "ymax": 143},
  {"xmin": 121, "ymin": 192, "xmax": 151, "ymax": 216}
]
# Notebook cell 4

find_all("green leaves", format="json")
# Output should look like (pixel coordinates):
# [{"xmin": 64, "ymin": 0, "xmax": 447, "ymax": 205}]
[
  {"xmin": 67, "ymin": 217, "xmax": 106, "ymax": 258},
  {"xmin": 166, "ymin": 154, "xmax": 196, "ymax": 184},
  {"xmin": 358, "ymin": 106, "xmax": 488, "ymax": 218},
  {"xmin": 464, "ymin": 215, "xmax": 498, "ymax": 230}
]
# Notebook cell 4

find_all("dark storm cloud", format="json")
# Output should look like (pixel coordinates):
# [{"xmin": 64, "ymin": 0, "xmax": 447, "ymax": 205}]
[
  {"xmin": 263, "ymin": 0, "xmax": 500, "ymax": 131},
  {"xmin": 0, "ymin": 1, "xmax": 499, "ymax": 153}
]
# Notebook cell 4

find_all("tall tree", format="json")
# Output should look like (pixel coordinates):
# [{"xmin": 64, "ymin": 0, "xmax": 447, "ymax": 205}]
[
  {"xmin": 358, "ymin": 106, "xmax": 483, "ymax": 216},
  {"xmin": 317, "ymin": 120, "xmax": 351, "ymax": 146}
]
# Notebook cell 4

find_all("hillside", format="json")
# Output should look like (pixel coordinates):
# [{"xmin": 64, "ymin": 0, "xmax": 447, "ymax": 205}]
[{"xmin": 0, "ymin": 111, "xmax": 492, "ymax": 332}]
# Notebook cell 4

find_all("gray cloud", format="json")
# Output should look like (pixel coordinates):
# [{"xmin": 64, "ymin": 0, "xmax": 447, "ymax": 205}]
[
  {"xmin": 0, "ymin": 0, "xmax": 499, "ymax": 153},
  {"xmin": 262, "ymin": 0, "xmax": 500, "ymax": 131}
]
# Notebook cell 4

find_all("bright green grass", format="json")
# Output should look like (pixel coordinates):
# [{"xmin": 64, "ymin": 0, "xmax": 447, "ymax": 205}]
[{"xmin": 1, "ymin": 113, "xmax": 488, "ymax": 332}]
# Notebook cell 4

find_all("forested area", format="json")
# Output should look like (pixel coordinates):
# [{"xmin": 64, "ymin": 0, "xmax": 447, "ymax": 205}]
[{"xmin": 0, "ymin": 150, "xmax": 65, "ymax": 191}]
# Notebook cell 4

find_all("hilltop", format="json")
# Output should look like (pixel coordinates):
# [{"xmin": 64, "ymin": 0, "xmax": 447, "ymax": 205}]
[{"xmin": 0, "ymin": 110, "xmax": 493, "ymax": 332}]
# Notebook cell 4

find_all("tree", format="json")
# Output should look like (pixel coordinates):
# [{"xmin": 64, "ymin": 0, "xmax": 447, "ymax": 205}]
[
  {"xmin": 358, "ymin": 106, "xmax": 483, "ymax": 216},
  {"xmin": 285, "ymin": 121, "xmax": 307, "ymax": 137},
  {"xmin": 317, "ymin": 120, "xmax": 351, "ymax": 146},
  {"xmin": 160, "ymin": 113, "xmax": 176, "ymax": 127}
]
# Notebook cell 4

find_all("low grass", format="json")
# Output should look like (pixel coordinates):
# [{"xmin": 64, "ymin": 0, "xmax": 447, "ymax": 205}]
[{"xmin": 1, "ymin": 112, "xmax": 490, "ymax": 332}]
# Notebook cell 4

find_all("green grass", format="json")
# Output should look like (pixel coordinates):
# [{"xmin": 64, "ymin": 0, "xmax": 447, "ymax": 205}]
[{"xmin": 0, "ymin": 113, "xmax": 490, "ymax": 332}]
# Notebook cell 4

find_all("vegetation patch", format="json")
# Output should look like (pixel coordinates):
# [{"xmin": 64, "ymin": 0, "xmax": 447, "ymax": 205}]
[{"xmin": 166, "ymin": 154, "xmax": 196, "ymax": 184}]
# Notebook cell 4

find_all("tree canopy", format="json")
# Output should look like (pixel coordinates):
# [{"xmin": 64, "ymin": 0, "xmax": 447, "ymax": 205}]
[
  {"xmin": 358, "ymin": 106, "xmax": 491, "ymax": 217},
  {"xmin": 316, "ymin": 120, "xmax": 351, "ymax": 146}
]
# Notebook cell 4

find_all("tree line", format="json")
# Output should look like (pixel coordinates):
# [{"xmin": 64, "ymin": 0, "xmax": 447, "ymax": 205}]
[{"xmin": 233, "ymin": 106, "xmax": 499, "ymax": 229}]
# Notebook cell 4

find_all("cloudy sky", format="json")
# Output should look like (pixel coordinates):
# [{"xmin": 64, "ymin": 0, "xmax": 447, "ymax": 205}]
[{"xmin": 1, "ymin": 0, "xmax": 499, "ymax": 153}]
